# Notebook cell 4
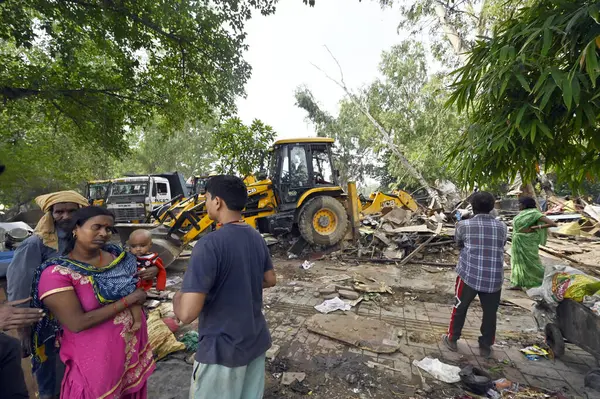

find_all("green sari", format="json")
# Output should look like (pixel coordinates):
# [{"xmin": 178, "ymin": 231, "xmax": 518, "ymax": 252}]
[{"xmin": 510, "ymin": 208, "xmax": 547, "ymax": 288}]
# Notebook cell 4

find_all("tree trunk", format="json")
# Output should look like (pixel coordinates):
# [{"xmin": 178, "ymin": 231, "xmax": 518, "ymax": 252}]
[
  {"xmin": 349, "ymin": 99, "xmax": 442, "ymax": 207},
  {"xmin": 433, "ymin": 2, "xmax": 469, "ymax": 63}
]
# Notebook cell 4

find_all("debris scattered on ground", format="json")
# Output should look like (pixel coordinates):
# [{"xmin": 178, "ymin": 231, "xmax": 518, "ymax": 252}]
[
  {"xmin": 301, "ymin": 260, "xmax": 314, "ymax": 270},
  {"xmin": 306, "ymin": 314, "xmax": 400, "ymax": 353},
  {"xmin": 165, "ymin": 276, "xmax": 183, "ymax": 287},
  {"xmin": 519, "ymin": 345, "xmax": 549, "ymax": 360},
  {"xmin": 281, "ymin": 372, "xmax": 306, "ymax": 385},
  {"xmin": 459, "ymin": 365, "xmax": 493, "ymax": 395},
  {"xmin": 266, "ymin": 344, "xmax": 280, "ymax": 361},
  {"xmin": 338, "ymin": 289, "xmax": 360, "ymax": 300},
  {"xmin": 413, "ymin": 357, "xmax": 461, "ymax": 383},
  {"xmin": 178, "ymin": 331, "xmax": 199, "ymax": 352},
  {"xmin": 314, "ymin": 297, "xmax": 352, "ymax": 313}
]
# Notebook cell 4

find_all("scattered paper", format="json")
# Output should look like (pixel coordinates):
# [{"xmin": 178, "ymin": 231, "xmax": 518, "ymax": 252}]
[
  {"xmin": 301, "ymin": 260, "xmax": 314, "ymax": 270},
  {"xmin": 412, "ymin": 357, "xmax": 461, "ymax": 383},
  {"xmin": 166, "ymin": 276, "xmax": 183, "ymax": 287},
  {"xmin": 314, "ymin": 297, "xmax": 351, "ymax": 314}
]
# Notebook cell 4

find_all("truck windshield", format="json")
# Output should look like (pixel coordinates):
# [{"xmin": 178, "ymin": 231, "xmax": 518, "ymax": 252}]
[
  {"xmin": 110, "ymin": 182, "xmax": 148, "ymax": 196},
  {"xmin": 89, "ymin": 184, "xmax": 108, "ymax": 200}
]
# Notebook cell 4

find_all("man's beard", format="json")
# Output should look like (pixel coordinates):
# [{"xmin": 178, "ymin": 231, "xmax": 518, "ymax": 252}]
[{"xmin": 55, "ymin": 220, "xmax": 71, "ymax": 231}]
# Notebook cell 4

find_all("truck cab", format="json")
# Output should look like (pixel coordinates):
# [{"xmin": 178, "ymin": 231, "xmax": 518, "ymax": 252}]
[
  {"xmin": 107, "ymin": 172, "xmax": 189, "ymax": 223},
  {"xmin": 106, "ymin": 176, "xmax": 171, "ymax": 223}
]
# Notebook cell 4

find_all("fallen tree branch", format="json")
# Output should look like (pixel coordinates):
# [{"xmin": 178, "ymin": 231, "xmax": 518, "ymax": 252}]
[{"xmin": 311, "ymin": 46, "xmax": 441, "ymax": 207}]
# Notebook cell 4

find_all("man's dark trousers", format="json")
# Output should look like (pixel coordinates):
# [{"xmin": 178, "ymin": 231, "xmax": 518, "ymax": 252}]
[
  {"xmin": 447, "ymin": 276, "xmax": 501, "ymax": 348},
  {"xmin": 0, "ymin": 333, "xmax": 29, "ymax": 398}
]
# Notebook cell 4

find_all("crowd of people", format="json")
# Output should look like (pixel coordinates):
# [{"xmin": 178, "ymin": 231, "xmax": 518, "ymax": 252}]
[{"xmin": 0, "ymin": 175, "xmax": 276, "ymax": 399}]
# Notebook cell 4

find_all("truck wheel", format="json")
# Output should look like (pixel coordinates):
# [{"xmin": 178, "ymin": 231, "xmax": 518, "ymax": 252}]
[
  {"xmin": 545, "ymin": 323, "xmax": 565, "ymax": 358},
  {"xmin": 298, "ymin": 196, "xmax": 348, "ymax": 246}
]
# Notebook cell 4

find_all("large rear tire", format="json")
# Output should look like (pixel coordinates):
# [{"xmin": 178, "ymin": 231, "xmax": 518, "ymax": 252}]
[{"xmin": 298, "ymin": 196, "xmax": 348, "ymax": 246}]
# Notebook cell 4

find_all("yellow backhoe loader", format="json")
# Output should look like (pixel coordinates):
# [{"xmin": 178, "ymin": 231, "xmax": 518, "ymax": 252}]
[
  {"xmin": 85, "ymin": 180, "xmax": 112, "ymax": 207},
  {"xmin": 115, "ymin": 138, "xmax": 418, "ymax": 266}
]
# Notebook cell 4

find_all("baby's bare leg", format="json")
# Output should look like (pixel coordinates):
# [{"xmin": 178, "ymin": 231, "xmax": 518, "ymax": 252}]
[{"xmin": 130, "ymin": 304, "xmax": 143, "ymax": 331}]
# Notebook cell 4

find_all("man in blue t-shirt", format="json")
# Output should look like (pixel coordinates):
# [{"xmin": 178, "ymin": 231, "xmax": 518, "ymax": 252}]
[{"xmin": 174, "ymin": 175, "xmax": 277, "ymax": 399}]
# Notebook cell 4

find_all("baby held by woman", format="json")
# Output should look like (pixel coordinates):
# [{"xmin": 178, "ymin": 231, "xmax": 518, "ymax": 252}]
[{"xmin": 128, "ymin": 229, "xmax": 167, "ymax": 330}]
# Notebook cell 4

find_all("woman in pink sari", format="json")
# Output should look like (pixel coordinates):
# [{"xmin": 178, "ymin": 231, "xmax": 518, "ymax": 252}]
[{"xmin": 31, "ymin": 207, "xmax": 156, "ymax": 398}]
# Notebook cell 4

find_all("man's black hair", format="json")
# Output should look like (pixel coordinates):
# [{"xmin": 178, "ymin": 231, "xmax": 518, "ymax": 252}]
[
  {"xmin": 63, "ymin": 206, "xmax": 115, "ymax": 254},
  {"xmin": 519, "ymin": 196, "xmax": 537, "ymax": 210},
  {"xmin": 469, "ymin": 191, "xmax": 496, "ymax": 214},
  {"xmin": 206, "ymin": 175, "xmax": 248, "ymax": 212}
]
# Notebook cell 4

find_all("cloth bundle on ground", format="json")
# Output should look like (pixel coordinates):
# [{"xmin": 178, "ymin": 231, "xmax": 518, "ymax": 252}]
[
  {"xmin": 34, "ymin": 190, "xmax": 89, "ymax": 250},
  {"xmin": 30, "ymin": 244, "xmax": 138, "ymax": 372},
  {"xmin": 147, "ymin": 308, "xmax": 185, "ymax": 360},
  {"xmin": 528, "ymin": 264, "xmax": 600, "ymax": 307}
]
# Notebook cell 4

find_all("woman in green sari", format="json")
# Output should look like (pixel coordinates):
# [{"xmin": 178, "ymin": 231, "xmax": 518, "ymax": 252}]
[{"xmin": 510, "ymin": 197, "xmax": 558, "ymax": 289}]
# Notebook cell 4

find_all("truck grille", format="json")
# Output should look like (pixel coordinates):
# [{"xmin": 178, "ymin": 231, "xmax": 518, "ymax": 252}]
[{"xmin": 114, "ymin": 208, "xmax": 146, "ymax": 222}]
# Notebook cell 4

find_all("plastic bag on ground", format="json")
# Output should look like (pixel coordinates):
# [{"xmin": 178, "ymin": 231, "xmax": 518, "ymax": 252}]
[
  {"xmin": 412, "ymin": 357, "xmax": 461, "ymax": 383},
  {"xmin": 314, "ymin": 297, "xmax": 351, "ymax": 314}
]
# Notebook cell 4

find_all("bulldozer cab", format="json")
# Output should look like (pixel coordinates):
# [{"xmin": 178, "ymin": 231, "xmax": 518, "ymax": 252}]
[{"xmin": 269, "ymin": 138, "xmax": 340, "ymax": 211}]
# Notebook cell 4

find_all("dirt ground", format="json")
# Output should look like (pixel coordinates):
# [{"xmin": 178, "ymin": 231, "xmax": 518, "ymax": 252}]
[{"xmin": 146, "ymin": 250, "xmax": 598, "ymax": 399}]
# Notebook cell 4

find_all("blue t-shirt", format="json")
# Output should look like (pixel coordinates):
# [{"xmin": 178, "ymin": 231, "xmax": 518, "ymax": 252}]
[{"xmin": 181, "ymin": 223, "xmax": 273, "ymax": 367}]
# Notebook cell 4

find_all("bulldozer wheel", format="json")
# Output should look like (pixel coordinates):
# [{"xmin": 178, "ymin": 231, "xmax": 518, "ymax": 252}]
[{"xmin": 298, "ymin": 196, "xmax": 348, "ymax": 246}]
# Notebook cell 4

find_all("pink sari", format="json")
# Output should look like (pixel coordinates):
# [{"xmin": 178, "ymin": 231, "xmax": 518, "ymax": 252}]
[{"xmin": 38, "ymin": 265, "xmax": 156, "ymax": 399}]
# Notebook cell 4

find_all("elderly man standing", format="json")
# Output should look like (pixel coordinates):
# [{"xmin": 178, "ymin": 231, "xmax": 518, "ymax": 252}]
[{"xmin": 7, "ymin": 191, "xmax": 89, "ymax": 399}]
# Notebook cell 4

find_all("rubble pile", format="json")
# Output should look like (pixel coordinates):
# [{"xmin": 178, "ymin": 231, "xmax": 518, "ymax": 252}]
[{"xmin": 348, "ymin": 207, "xmax": 456, "ymax": 264}]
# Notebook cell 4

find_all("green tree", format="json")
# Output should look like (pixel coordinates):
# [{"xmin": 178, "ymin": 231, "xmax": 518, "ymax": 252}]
[
  {"xmin": 295, "ymin": 87, "xmax": 377, "ymax": 186},
  {"xmin": 213, "ymin": 118, "xmax": 276, "ymax": 177},
  {"xmin": 0, "ymin": 0, "xmax": 276, "ymax": 155},
  {"xmin": 113, "ymin": 118, "xmax": 217, "ymax": 178},
  {"xmin": 447, "ymin": 0, "xmax": 600, "ymax": 188},
  {"xmin": 296, "ymin": 42, "xmax": 464, "ymax": 193}
]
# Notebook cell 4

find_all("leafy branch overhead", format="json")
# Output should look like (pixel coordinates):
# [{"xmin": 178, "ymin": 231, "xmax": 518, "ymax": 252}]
[
  {"xmin": 0, "ymin": 0, "xmax": 276, "ymax": 154},
  {"xmin": 213, "ymin": 118, "xmax": 276, "ymax": 177},
  {"xmin": 447, "ymin": 0, "xmax": 600, "ymax": 188}
]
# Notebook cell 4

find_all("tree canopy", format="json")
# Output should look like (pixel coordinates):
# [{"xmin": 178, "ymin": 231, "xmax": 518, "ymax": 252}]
[
  {"xmin": 213, "ymin": 118, "xmax": 276, "ymax": 177},
  {"xmin": 0, "ymin": 0, "xmax": 276, "ymax": 155},
  {"xmin": 447, "ymin": 0, "xmax": 600, "ymax": 188}
]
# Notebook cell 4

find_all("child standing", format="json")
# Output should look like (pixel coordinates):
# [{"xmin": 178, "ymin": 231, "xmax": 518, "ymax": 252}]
[
  {"xmin": 128, "ymin": 229, "xmax": 167, "ymax": 330},
  {"xmin": 442, "ymin": 191, "xmax": 507, "ymax": 357},
  {"xmin": 173, "ymin": 175, "xmax": 277, "ymax": 399}
]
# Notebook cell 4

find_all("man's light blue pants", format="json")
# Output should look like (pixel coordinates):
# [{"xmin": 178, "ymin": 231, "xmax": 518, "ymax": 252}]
[{"xmin": 189, "ymin": 354, "xmax": 265, "ymax": 399}]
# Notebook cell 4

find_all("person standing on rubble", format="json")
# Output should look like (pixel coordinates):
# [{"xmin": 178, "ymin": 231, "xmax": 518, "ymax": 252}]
[
  {"xmin": 510, "ymin": 196, "xmax": 557, "ymax": 289},
  {"xmin": 174, "ymin": 175, "xmax": 277, "ymax": 399},
  {"xmin": 6, "ymin": 190, "xmax": 89, "ymax": 399},
  {"xmin": 442, "ymin": 191, "xmax": 507, "ymax": 358}
]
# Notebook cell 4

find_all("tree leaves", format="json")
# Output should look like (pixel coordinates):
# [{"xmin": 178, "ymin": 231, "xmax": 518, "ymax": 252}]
[
  {"xmin": 447, "ymin": 0, "xmax": 600, "ymax": 188},
  {"xmin": 0, "ymin": 0, "xmax": 275, "ymax": 157}
]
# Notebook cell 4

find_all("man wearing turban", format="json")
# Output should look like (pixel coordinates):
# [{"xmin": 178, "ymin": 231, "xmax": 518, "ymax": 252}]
[{"xmin": 7, "ymin": 190, "xmax": 88, "ymax": 399}]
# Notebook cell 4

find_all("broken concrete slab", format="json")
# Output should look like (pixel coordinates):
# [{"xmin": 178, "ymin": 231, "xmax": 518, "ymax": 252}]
[
  {"xmin": 319, "ymin": 284, "xmax": 337, "ymax": 295},
  {"xmin": 306, "ymin": 314, "xmax": 400, "ymax": 353},
  {"xmin": 381, "ymin": 208, "xmax": 412, "ymax": 226},
  {"xmin": 338, "ymin": 289, "xmax": 360, "ymax": 300},
  {"xmin": 281, "ymin": 372, "xmax": 306, "ymax": 385},
  {"xmin": 266, "ymin": 344, "xmax": 280, "ymax": 360},
  {"xmin": 323, "ymin": 293, "xmax": 339, "ymax": 300}
]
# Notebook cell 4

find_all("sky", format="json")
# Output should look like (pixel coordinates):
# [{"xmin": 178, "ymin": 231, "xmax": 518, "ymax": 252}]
[{"xmin": 236, "ymin": 0, "xmax": 407, "ymax": 140}]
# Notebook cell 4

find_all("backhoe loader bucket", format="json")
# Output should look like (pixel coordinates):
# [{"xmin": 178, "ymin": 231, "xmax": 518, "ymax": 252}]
[{"xmin": 150, "ymin": 237, "xmax": 184, "ymax": 268}]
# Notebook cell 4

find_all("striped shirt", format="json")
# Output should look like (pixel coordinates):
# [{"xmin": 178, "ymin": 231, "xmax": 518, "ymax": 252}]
[{"xmin": 455, "ymin": 214, "xmax": 507, "ymax": 293}]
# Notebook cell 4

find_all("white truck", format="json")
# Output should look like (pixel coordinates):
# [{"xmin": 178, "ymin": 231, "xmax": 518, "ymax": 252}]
[{"xmin": 106, "ymin": 173, "xmax": 189, "ymax": 223}]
